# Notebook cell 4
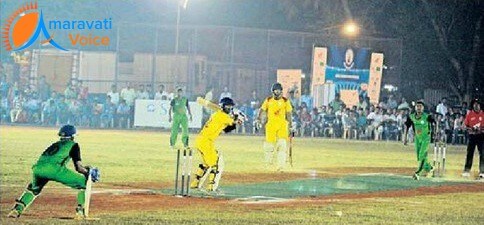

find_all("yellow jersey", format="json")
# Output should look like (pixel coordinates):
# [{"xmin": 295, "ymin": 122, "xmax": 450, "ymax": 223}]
[
  {"xmin": 261, "ymin": 97, "xmax": 292, "ymax": 123},
  {"xmin": 199, "ymin": 110, "xmax": 235, "ymax": 140}
]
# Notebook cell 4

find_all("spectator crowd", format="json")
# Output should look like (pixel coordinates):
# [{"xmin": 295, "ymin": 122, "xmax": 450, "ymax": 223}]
[{"xmin": 0, "ymin": 74, "xmax": 472, "ymax": 145}]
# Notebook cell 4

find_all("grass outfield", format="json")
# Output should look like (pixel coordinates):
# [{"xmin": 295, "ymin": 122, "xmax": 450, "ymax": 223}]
[{"xmin": 1, "ymin": 125, "xmax": 483, "ymax": 224}]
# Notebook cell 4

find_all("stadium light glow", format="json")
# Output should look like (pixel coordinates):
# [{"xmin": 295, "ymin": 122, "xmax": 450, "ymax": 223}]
[{"xmin": 342, "ymin": 21, "xmax": 359, "ymax": 37}]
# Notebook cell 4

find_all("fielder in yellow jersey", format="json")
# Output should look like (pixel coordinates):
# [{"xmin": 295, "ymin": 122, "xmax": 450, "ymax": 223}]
[
  {"xmin": 256, "ymin": 83, "xmax": 293, "ymax": 171},
  {"xmin": 191, "ymin": 97, "xmax": 239, "ymax": 191}
]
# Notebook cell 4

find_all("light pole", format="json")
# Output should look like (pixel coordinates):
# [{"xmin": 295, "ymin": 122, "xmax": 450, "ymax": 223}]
[{"xmin": 175, "ymin": 0, "xmax": 189, "ymax": 54}]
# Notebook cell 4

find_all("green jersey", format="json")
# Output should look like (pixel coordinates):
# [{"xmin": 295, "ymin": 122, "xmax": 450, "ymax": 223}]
[
  {"xmin": 405, "ymin": 112, "xmax": 435, "ymax": 139},
  {"xmin": 170, "ymin": 97, "xmax": 189, "ymax": 115},
  {"xmin": 36, "ymin": 140, "xmax": 81, "ymax": 167}
]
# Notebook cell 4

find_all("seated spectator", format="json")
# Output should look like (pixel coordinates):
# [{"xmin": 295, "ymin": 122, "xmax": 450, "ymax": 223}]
[
  {"xmin": 68, "ymin": 99, "xmax": 81, "ymax": 125},
  {"xmin": 23, "ymin": 92, "xmax": 41, "ymax": 123},
  {"xmin": 452, "ymin": 114, "xmax": 465, "ymax": 145},
  {"xmin": 342, "ymin": 109, "xmax": 357, "ymax": 139},
  {"xmin": 299, "ymin": 107, "xmax": 312, "ymax": 137},
  {"xmin": 356, "ymin": 108, "xmax": 368, "ymax": 138},
  {"xmin": 366, "ymin": 107, "xmax": 384, "ymax": 140},
  {"xmin": 56, "ymin": 95, "xmax": 69, "ymax": 124},
  {"xmin": 117, "ymin": 99, "xmax": 131, "ymax": 128},
  {"xmin": 91, "ymin": 98, "xmax": 104, "ymax": 127},
  {"xmin": 10, "ymin": 94, "xmax": 24, "ymax": 123},
  {"xmin": 101, "ymin": 95, "xmax": 117, "ymax": 128}
]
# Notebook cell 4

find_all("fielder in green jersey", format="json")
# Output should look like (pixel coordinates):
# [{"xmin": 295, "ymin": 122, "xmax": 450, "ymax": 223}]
[
  {"xmin": 7, "ymin": 125, "xmax": 95, "ymax": 219},
  {"xmin": 403, "ymin": 100, "xmax": 436, "ymax": 180},
  {"xmin": 169, "ymin": 88, "xmax": 192, "ymax": 148}
]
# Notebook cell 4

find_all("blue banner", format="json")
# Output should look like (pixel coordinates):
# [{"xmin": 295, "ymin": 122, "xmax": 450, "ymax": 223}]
[{"xmin": 325, "ymin": 45, "xmax": 370, "ymax": 97}]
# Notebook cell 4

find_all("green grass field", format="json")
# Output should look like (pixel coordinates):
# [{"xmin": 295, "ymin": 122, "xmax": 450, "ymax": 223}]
[{"xmin": 1, "ymin": 125, "xmax": 483, "ymax": 224}]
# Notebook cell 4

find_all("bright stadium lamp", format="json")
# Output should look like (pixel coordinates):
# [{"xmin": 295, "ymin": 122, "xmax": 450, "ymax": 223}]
[{"xmin": 342, "ymin": 21, "xmax": 359, "ymax": 37}]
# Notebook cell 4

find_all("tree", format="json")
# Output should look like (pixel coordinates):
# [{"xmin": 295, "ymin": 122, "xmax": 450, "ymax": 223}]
[
  {"xmin": 421, "ymin": 0, "xmax": 483, "ymax": 102},
  {"xmin": 277, "ymin": 0, "xmax": 483, "ymax": 102}
]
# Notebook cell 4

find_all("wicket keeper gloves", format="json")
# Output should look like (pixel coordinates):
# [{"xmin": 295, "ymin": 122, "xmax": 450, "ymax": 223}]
[{"xmin": 89, "ymin": 167, "xmax": 100, "ymax": 182}]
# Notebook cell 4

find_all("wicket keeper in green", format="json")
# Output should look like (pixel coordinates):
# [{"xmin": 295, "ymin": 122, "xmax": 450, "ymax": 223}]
[
  {"xmin": 169, "ymin": 87, "xmax": 192, "ymax": 149},
  {"xmin": 403, "ymin": 100, "xmax": 436, "ymax": 180},
  {"xmin": 7, "ymin": 125, "xmax": 99, "ymax": 219}
]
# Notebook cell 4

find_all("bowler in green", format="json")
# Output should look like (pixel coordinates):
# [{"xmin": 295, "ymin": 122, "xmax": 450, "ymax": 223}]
[{"xmin": 169, "ymin": 88, "xmax": 192, "ymax": 149}]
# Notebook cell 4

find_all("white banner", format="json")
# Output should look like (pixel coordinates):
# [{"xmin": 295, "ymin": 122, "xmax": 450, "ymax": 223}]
[{"xmin": 134, "ymin": 100, "xmax": 203, "ymax": 128}]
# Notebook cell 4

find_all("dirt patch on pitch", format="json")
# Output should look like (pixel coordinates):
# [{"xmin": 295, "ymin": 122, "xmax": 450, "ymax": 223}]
[{"xmin": 2, "ymin": 169, "xmax": 482, "ymax": 219}]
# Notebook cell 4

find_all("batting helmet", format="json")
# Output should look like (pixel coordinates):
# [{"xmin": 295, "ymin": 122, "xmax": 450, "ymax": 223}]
[
  {"xmin": 58, "ymin": 124, "xmax": 77, "ymax": 138},
  {"xmin": 220, "ymin": 97, "xmax": 235, "ymax": 114}
]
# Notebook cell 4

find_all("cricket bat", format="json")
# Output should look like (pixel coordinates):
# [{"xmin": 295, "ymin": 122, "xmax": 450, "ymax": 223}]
[
  {"xmin": 84, "ymin": 173, "xmax": 93, "ymax": 218},
  {"xmin": 196, "ymin": 97, "xmax": 221, "ymax": 111},
  {"xmin": 289, "ymin": 131, "xmax": 294, "ymax": 167}
]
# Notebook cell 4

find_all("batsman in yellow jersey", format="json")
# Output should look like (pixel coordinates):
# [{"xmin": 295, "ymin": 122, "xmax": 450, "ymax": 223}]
[
  {"xmin": 190, "ymin": 97, "xmax": 241, "ymax": 191},
  {"xmin": 256, "ymin": 83, "xmax": 293, "ymax": 171}
]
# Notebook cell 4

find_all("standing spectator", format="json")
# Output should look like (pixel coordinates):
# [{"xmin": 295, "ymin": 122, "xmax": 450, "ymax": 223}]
[
  {"xmin": 357, "ymin": 95, "xmax": 368, "ymax": 111},
  {"xmin": 329, "ymin": 93, "xmax": 344, "ymax": 113},
  {"xmin": 300, "ymin": 89, "xmax": 313, "ymax": 110},
  {"xmin": 249, "ymin": 90, "xmax": 260, "ymax": 108},
  {"xmin": 387, "ymin": 95, "xmax": 398, "ymax": 110},
  {"xmin": 219, "ymin": 86, "xmax": 232, "ymax": 101},
  {"xmin": 77, "ymin": 80, "xmax": 88, "ymax": 100},
  {"xmin": 120, "ymin": 82, "xmax": 137, "ymax": 128},
  {"xmin": 398, "ymin": 97, "xmax": 410, "ymax": 110},
  {"xmin": 452, "ymin": 114, "xmax": 465, "ymax": 145},
  {"xmin": 116, "ymin": 99, "xmax": 131, "ymax": 128},
  {"xmin": 42, "ymin": 99, "xmax": 57, "ymax": 125},
  {"xmin": 64, "ymin": 83, "xmax": 77, "ymax": 100},
  {"xmin": 202, "ymin": 87, "xmax": 214, "ymax": 124},
  {"xmin": 462, "ymin": 99, "xmax": 483, "ymax": 179},
  {"xmin": 137, "ymin": 84, "xmax": 150, "ymax": 100},
  {"xmin": 288, "ymin": 90, "xmax": 300, "ymax": 112},
  {"xmin": 146, "ymin": 84, "xmax": 154, "ymax": 99},
  {"xmin": 460, "ymin": 102, "xmax": 469, "ymax": 116},
  {"xmin": 436, "ymin": 97, "xmax": 448, "ymax": 116},
  {"xmin": 0, "ymin": 74, "xmax": 9, "ymax": 99},
  {"xmin": 120, "ymin": 82, "xmax": 136, "ymax": 107},
  {"xmin": 154, "ymin": 84, "xmax": 170, "ymax": 100},
  {"xmin": 37, "ymin": 75, "xmax": 51, "ymax": 102},
  {"xmin": 107, "ymin": 84, "xmax": 120, "ymax": 105},
  {"xmin": 204, "ymin": 87, "xmax": 214, "ymax": 102}
]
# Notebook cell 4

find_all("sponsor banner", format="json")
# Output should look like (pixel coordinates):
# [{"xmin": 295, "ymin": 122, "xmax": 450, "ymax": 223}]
[
  {"xmin": 311, "ymin": 47, "xmax": 327, "ymax": 86},
  {"xmin": 277, "ymin": 69, "xmax": 302, "ymax": 98},
  {"xmin": 134, "ymin": 100, "xmax": 203, "ymax": 128},
  {"xmin": 368, "ymin": 53, "xmax": 384, "ymax": 104}
]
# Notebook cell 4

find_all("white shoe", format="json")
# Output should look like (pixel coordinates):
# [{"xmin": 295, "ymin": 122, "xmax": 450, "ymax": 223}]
[
  {"xmin": 412, "ymin": 173, "xmax": 420, "ymax": 180},
  {"xmin": 462, "ymin": 172, "xmax": 470, "ymax": 177},
  {"xmin": 479, "ymin": 174, "xmax": 484, "ymax": 180}
]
